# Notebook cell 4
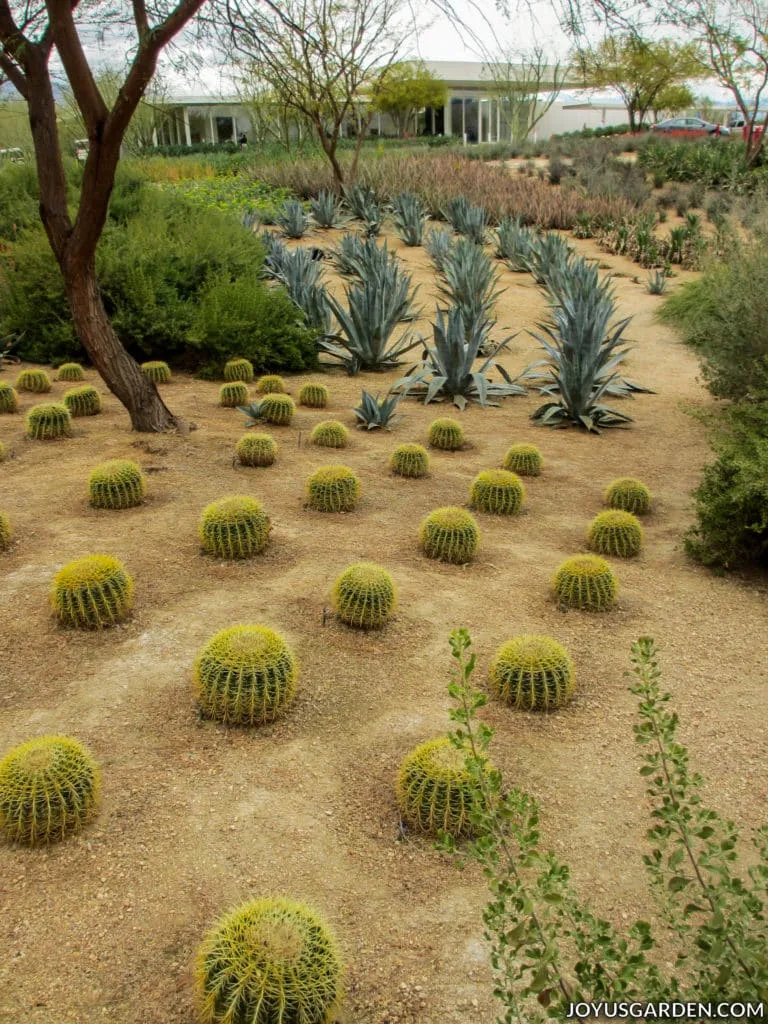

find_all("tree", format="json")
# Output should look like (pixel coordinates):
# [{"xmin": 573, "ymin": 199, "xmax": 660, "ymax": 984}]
[
  {"xmin": 223, "ymin": 0, "xmax": 414, "ymax": 188},
  {"xmin": 652, "ymin": 82, "xmax": 696, "ymax": 120},
  {"xmin": 236, "ymin": 74, "xmax": 311, "ymax": 153},
  {"xmin": 0, "ymin": 1, "xmax": 206, "ymax": 431},
  {"xmin": 371, "ymin": 59, "xmax": 446, "ymax": 136},
  {"xmin": 483, "ymin": 47, "xmax": 570, "ymax": 143},
  {"xmin": 576, "ymin": 34, "xmax": 703, "ymax": 132}
]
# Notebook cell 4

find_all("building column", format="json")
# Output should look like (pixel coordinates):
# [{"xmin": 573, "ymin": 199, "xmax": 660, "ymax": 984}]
[
  {"xmin": 462, "ymin": 97, "xmax": 466, "ymax": 141},
  {"xmin": 183, "ymin": 108, "xmax": 191, "ymax": 146},
  {"xmin": 496, "ymin": 102, "xmax": 501, "ymax": 143},
  {"xmin": 209, "ymin": 110, "xmax": 216, "ymax": 143},
  {"xmin": 444, "ymin": 96, "xmax": 451, "ymax": 135}
]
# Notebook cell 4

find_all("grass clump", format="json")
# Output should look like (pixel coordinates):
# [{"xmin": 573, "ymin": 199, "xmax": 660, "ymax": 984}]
[
  {"xmin": 419, "ymin": 507, "xmax": 479, "ymax": 564},
  {"xmin": 470, "ymin": 470, "xmax": 525, "ymax": 515},
  {"xmin": 51, "ymin": 554, "xmax": 134, "ymax": 628},
  {"xmin": 199, "ymin": 496, "xmax": 270, "ymax": 559},
  {"xmin": 489, "ymin": 635, "xmax": 575, "ymax": 711},
  {"xmin": 306, "ymin": 465, "xmax": 361, "ymax": 512},
  {"xmin": 332, "ymin": 562, "xmax": 396, "ymax": 629}
]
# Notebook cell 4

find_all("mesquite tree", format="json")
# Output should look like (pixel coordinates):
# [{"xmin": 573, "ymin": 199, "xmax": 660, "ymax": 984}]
[{"xmin": 0, "ymin": 0, "xmax": 206, "ymax": 431}]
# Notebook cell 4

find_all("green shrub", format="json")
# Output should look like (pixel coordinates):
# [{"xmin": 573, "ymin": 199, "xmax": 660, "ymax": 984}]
[
  {"xmin": 64, "ymin": 385, "xmax": 101, "ymax": 417},
  {"xmin": 419, "ymin": 507, "xmax": 479, "ymax": 564},
  {"xmin": 331, "ymin": 562, "xmax": 396, "ymax": 628},
  {"xmin": 489, "ymin": 635, "xmax": 575, "ymax": 711},
  {"xmin": 89, "ymin": 459, "xmax": 146, "ymax": 509},
  {"xmin": 199, "ymin": 496, "xmax": 271, "ymax": 559},
  {"xmin": 51, "ymin": 554, "xmax": 134, "ymax": 628},
  {"xmin": 306, "ymin": 465, "xmax": 361, "ymax": 513},
  {"xmin": 26, "ymin": 403, "xmax": 71, "ymax": 440}
]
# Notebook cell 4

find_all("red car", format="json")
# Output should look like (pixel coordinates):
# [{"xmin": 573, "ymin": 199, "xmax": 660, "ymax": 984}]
[{"xmin": 650, "ymin": 117, "xmax": 730, "ymax": 137}]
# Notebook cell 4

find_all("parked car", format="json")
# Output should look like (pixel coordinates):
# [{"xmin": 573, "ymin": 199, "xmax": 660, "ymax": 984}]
[{"xmin": 651, "ymin": 117, "xmax": 730, "ymax": 137}]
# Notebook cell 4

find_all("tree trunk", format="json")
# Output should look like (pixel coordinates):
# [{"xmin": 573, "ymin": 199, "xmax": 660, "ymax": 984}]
[{"xmin": 64, "ymin": 260, "xmax": 178, "ymax": 432}]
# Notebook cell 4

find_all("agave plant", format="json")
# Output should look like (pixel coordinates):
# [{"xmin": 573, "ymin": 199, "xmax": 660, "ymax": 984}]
[
  {"xmin": 343, "ymin": 184, "xmax": 378, "ymax": 220},
  {"xmin": 394, "ymin": 306, "xmax": 525, "ymax": 410},
  {"xmin": 528, "ymin": 231, "xmax": 573, "ymax": 288},
  {"xmin": 261, "ymin": 232, "xmax": 290, "ymax": 279},
  {"xmin": 311, "ymin": 190, "xmax": 346, "ymax": 229},
  {"xmin": 391, "ymin": 192, "xmax": 429, "ymax": 246},
  {"xmin": 424, "ymin": 227, "xmax": 455, "ymax": 273},
  {"xmin": 330, "ymin": 236, "xmax": 419, "ymax": 322},
  {"xmin": 276, "ymin": 199, "xmax": 309, "ymax": 239},
  {"xmin": 646, "ymin": 268, "xmax": 668, "ymax": 295},
  {"xmin": 275, "ymin": 247, "xmax": 331, "ymax": 333},
  {"xmin": 331, "ymin": 232, "xmax": 366, "ymax": 277},
  {"xmin": 495, "ymin": 217, "xmax": 537, "ymax": 272},
  {"xmin": 438, "ymin": 238, "xmax": 503, "ymax": 347},
  {"xmin": 442, "ymin": 197, "xmax": 488, "ymax": 243},
  {"xmin": 442, "ymin": 197, "xmax": 471, "ymax": 233},
  {"xmin": 353, "ymin": 388, "xmax": 403, "ymax": 430},
  {"xmin": 362, "ymin": 200, "xmax": 383, "ymax": 238}
]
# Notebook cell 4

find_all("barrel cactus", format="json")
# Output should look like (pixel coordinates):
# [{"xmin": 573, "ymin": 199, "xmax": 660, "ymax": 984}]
[
  {"xmin": 0, "ymin": 441, "xmax": 6, "ymax": 463},
  {"xmin": 299, "ymin": 383, "xmax": 329, "ymax": 409},
  {"xmin": 199, "ymin": 496, "xmax": 270, "ymax": 559},
  {"xmin": 605, "ymin": 477, "xmax": 652, "ymax": 516},
  {"xmin": 427, "ymin": 417, "xmax": 464, "ymax": 451},
  {"xmin": 194, "ymin": 625, "xmax": 298, "ymax": 725},
  {"xmin": 489, "ymin": 635, "xmax": 575, "ymax": 711},
  {"xmin": 236, "ymin": 433, "xmax": 277, "ymax": 467},
  {"xmin": 89, "ymin": 459, "xmax": 146, "ymax": 510},
  {"xmin": 588, "ymin": 510, "xmax": 643, "ymax": 558},
  {"xmin": 397, "ymin": 736, "xmax": 487, "ymax": 838},
  {"xmin": 503, "ymin": 443, "xmax": 543, "ymax": 477},
  {"xmin": 390, "ymin": 443, "xmax": 429, "ymax": 479},
  {"xmin": 57, "ymin": 362, "xmax": 84, "ymax": 382},
  {"xmin": 306, "ymin": 465, "xmax": 361, "ymax": 512},
  {"xmin": 470, "ymin": 470, "xmax": 525, "ymax": 515},
  {"xmin": 220, "ymin": 381, "xmax": 249, "ymax": 408},
  {"xmin": 224, "ymin": 358, "xmax": 254, "ymax": 383},
  {"xmin": 260, "ymin": 393, "xmax": 295, "ymax": 425},
  {"xmin": 553, "ymin": 554, "xmax": 617, "ymax": 612},
  {"xmin": 141, "ymin": 360, "xmax": 171, "ymax": 384},
  {"xmin": 419, "ymin": 507, "xmax": 479, "ymax": 564},
  {"xmin": 26, "ymin": 403, "xmax": 71, "ymax": 440},
  {"xmin": 0, "ymin": 735, "xmax": 100, "ymax": 845},
  {"xmin": 256, "ymin": 374, "xmax": 286, "ymax": 394},
  {"xmin": 51, "ymin": 554, "xmax": 134, "ymax": 628},
  {"xmin": 196, "ymin": 897, "xmax": 343, "ymax": 1024},
  {"xmin": 311, "ymin": 420, "xmax": 348, "ymax": 449},
  {"xmin": 0, "ymin": 382, "xmax": 18, "ymax": 413},
  {"xmin": 64, "ymin": 385, "xmax": 101, "ymax": 417},
  {"xmin": 16, "ymin": 369, "xmax": 51, "ymax": 393},
  {"xmin": 332, "ymin": 562, "xmax": 396, "ymax": 629},
  {"xmin": 0, "ymin": 510, "xmax": 11, "ymax": 551}
]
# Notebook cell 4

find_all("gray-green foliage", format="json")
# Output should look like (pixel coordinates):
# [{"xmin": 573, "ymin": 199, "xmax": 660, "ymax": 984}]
[
  {"xmin": 261, "ymin": 231, "xmax": 289, "ymax": 279},
  {"xmin": 528, "ymin": 231, "xmax": 573, "ymax": 288},
  {"xmin": 311, "ymin": 190, "xmax": 345, "ymax": 229},
  {"xmin": 443, "ymin": 197, "xmax": 489, "ymax": 243},
  {"xmin": 276, "ymin": 199, "xmax": 309, "ymax": 239},
  {"xmin": 440, "ymin": 630, "xmax": 768, "ymax": 1023},
  {"xmin": 331, "ymin": 232, "xmax": 366, "ymax": 277},
  {"xmin": 391, "ymin": 192, "xmax": 429, "ymax": 246},
  {"xmin": 495, "ymin": 217, "xmax": 537, "ymax": 272},
  {"xmin": 274, "ymin": 247, "xmax": 331, "ymax": 333},
  {"xmin": 439, "ymin": 238, "xmax": 503, "ymax": 349},
  {"xmin": 647, "ymin": 269, "xmax": 668, "ymax": 295},
  {"xmin": 343, "ymin": 184, "xmax": 383, "ymax": 237},
  {"xmin": 353, "ymin": 388, "xmax": 402, "ymax": 430},
  {"xmin": 424, "ymin": 227, "xmax": 455, "ymax": 273}
]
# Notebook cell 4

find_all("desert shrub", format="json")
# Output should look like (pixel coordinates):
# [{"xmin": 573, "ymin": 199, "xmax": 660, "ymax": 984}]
[
  {"xmin": 331, "ymin": 562, "xmax": 396, "ymax": 628},
  {"xmin": 638, "ymin": 137, "xmax": 754, "ymax": 190},
  {"xmin": 51, "ymin": 554, "xmax": 134, "ymax": 628}
]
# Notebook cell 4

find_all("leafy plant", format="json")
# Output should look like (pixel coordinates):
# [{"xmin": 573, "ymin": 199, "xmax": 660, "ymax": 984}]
[
  {"xmin": 442, "ymin": 197, "xmax": 489, "ymax": 242},
  {"xmin": 342, "ymin": 183, "xmax": 378, "ymax": 220},
  {"xmin": 391, "ymin": 191, "xmax": 428, "ymax": 246},
  {"xmin": 330, "ymin": 232, "xmax": 365, "ymax": 277},
  {"xmin": 647, "ymin": 268, "xmax": 669, "ymax": 295},
  {"xmin": 276, "ymin": 198, "xmax": 309, "ymax": 239},
  {"xmin": 273, "ymin": 246, "xmax": 332, "ymax": 333},
  {"xmin": 311, "ymin": 189, "xmax": 345, "ymax": 228},
  {"xmin": 423, "ymin": 227, "xmax": 455, "ymax": 273},
  {"xmin": 438, "ymin": 238, "xmax": 503, "ymax": 348},
  {"xmin": 495, "ymin": 217, "xmax": 536, "ymax": 272},
  {"xmin": 352, "ymin": 388, "xmax": 402, "ymax": 430},
  {"xmin": 527, "ymin": 231, "xmax": 573, "ymax": 288}
]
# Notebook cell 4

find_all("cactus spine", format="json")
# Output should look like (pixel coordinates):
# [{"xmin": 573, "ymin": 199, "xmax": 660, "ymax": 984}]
[
  {"xmin": 194, "ymin": 625, "xmax": 298, "ymax": 725},
  {"xmin": 89, "ymin": 460, "xmax": 146, "ymax": 510},
  {"xmin": 332, "ymin": 562, "xmax": 396, "ymax": 629},
  {"xmin": 299, "ymin": 383, "xmax": 329, "ymax": 408},
  {"xmin": 470, "ymin": 469, "xmax": 525, "ymax": 515},
  {"xmin": 0, "ymin": 382, "xmax": 18, "ymax": 413},
  {"xmin": 605, "ymin": 477, "xmax": 652, "ymax": 516},
  {"xmin": 306, "ymin": 465, "xmax": 361, "ymax": 512},
  {"xmin": 224, "ymin": 358, "xmax": 255, "ymax": 383},
  {"xmin": 26, "ymin": 403, "xmax": 72, "ymax": 440},
  {"xmin": 196, "ymin": 897, "xmax": 343, "ymax": 1024},
  {"xmin": 57, "ymin": 362, "xmax": 85, "ymax": 382},
  {"xmin": 236, "ymin": 433, "xmax": 277, "ymax": 467},
  {"xmin": 397, "ymin": 736, "xmax": 488, "ymax": 838},
  {"xmin": 141, "ymin": 360, "xmax": 171, "ymax": 384},
  {"xmin": 419, "ymin": 507, "xmax": 479, "ymax": 564},
  {"xmin": 311, "ymin": 420, "xmax": 348, "ymax": 449},
  {"xmin": 553, "ymin": 554, "xmax": 617, "ymax": 612},
  {"xmin": 52, "ymin": 554, "xmax": 134, "ymax": 628},
  {"xmin": 0, "ymin": 736, "xmax": 100, "ymax": 845},
  {"xmin": 587, "ymin": 510, "xmax": 643, "ymax": 558},
  {"xmin": 220, "ymin": 381, "xmax": 249, "ymax": 408},
  {"xmin": 503, "ymin": 443, "xmax": 543, "ymax": 477},
  {"xmin": 390, "ymin": 443, "xmax": 429, "ymax": 479},
  {"xmin": 489, "ymin": 636, "xmax": 575, "ymax": 711},
  {"xmin": 0, "ymin": 510, "xmax": 11, "ymax": 550},
  {"xmin": 427, "ymin": 417, "xmax": 464, "ymax": 451},
  {"xmin": 64, "ymin": 385, "xmax": 101, "ymax": 417},
  {"xmin": 260, "ymin": 393, "xmax": 295, "ymax": 425},
  {"xmin": 199, "ymin": 496, "xmax": 270, "ymax": 559},
  {"xmin": 15, "ymin": 369, "xmax": 51, "ymax": 393},
  {"xmin": 256, "ymin": 374, "xmax": 286, "ymax": 394}
]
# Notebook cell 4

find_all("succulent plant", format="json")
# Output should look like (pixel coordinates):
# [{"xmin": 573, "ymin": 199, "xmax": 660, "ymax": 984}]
[
  {"xmin": 0, "ymin": 736, "xmax": 100, "ymax": 845},
  {"xmin": 194, "ymin": 625, "xmax": 297, "ymax": 725},
  {"xmin": 419, "ymin": 507, "xmax": 479, "ymax": 564},
  {"xmin": 0, "ymin": 382, "xmax": 18, "ymax": 413},
  {"xmin": 195, "ymin": 896, "xmax": 342, "ymax": 1024},
  {"xmin": 63, "ymin": 385, "xmax": 101, "ymax": 417},
  {"xmin": 141, "ymin": 360, "xmax": 171, "ymax": 384},
  {"xmin": 390, "ymin": 443, "xmax": 429, "ymax": 479},
  {"xmin": 311, "ymin": 420, "xmax": 349, "ymax": 449},
  {"xmin": 51, "ymin": 554, "xmax": 134, "ymax": 628},
  {"xmin": 88, "ymin": 459, "xmax": 146, "ymax": 510},
  {"xmin": 57, "ymin": 362, "xmax": 85, "ymax": 382},
  {"xmin": 0, "ymin": 441, "xmax": 6, "ymax": 462},
  {"xmin": 26, "ymin": 403, "xmax": 71, "ymax": 440},
  {"xmin": 503, "ymin": 443, "xmax": 543, "ymax": 476},
  {"xmin": 276, "ymin": 198, "xmax": 309, "ymax": 239},
  {"xmin": 647, "ymin": 269, "xmax": 669, "ymax": 295},
  {"xmin": 236, "ymin": 433, "xmax": 277, "ymax": 467},
  {"xmin": 489, "ymin": 635, "xmax": 575, "ymax": 711},
  {"xmin": 470, "ymin": 469, "xmax": 525, "ymax": 515},
  {"xmin": 298, "ymin": 383, "xmax": 329, "ymax": 409},
  {"xmin": 224, "ymin": 358, "xmax": 255, "ymax": 383},
  {"xmin": 331, "ymin": 562, "xmax": 396, "ymax": 629},
  {"xmin": 256, "ymin": 375, "xmax": 286, "ymax": 394},
  {"xmin": 259, "ymin": 394, "xmax": 295, "ymax": 425},
  {"xmin": 220, "ymin": 382, "xmax": 249, "ymax": 408},
  {"xmin": 15, "ymin": 368, "xmax": 51, "ymax": 393},
  {"xmin": 397, "ymin": 736, "xmax": 487, "ymax": 838},
  {"xmin": 442, "ymin": 197, "xmax": 487, "ymax": 242},
  {"xmin": 311, "ymin": 189, "xmax": 346, "ymax": 229},
  {"xmin": 438, "ymin": 238, "xmax": 502, "ymax": 344},
  {"xmin": 495, "ymin": 217, "xmax": 537, "ymax": 272},
  {"xmin": 199, "ymin": 496, "xmax": 270, "ymax": 559},
  {"xmin": 306, "ymin": 465, "xmax": 361, "ymax": 512},
  {"xmin": 0, "ymin": 510, "xmax": 11, "ymax": 550},
  {"xmin": 588, "ymin": 509, "xmax": 644, "ymax": 558},
  {"xmin": 274, "ymin": 248, "xmax": 332, "ymax": 334},
  {"xmin": 391, "ymin": 191, "xmax": 429, "ymax": 246},
  {"xmin": 427, "ymin": 417, "xmax": 464, "ymax": 451},
  {"xmin": 330, "ymin": 231, "xmax": 366, "ymax": 277},
  {"xmin": 605, "ymin": 477, "xmax": 652, "ymax": 516},
  {"xmin": 423, "ymin": 227, "xmax": 455, "ymax": 273},
  {"xmin": 553, "ymin": 554, "xmax": 617, "ymax": 612},
  {"xmin": 353, "ymin": 389, "xmax": 402, "ymax": 431}
]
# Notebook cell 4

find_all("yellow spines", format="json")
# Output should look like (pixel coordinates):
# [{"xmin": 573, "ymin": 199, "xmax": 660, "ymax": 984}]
[
  {"xmin": 331, "ymin": 562, "xmax": 396, "ymax": 629},
  {"xmin": 0, "ymin": 510, "xmax": 11, "ymax": 550},
  {"xmin": 259, "ymin": 393, "xmax": 295, "ymax": 425},
  {"xmin": 63, "ymin": 385, "xmax": 101, "ymax": 417},
  {"xmin": 390, "ymin": 443, "xmax": 429, "ymax": 479},
  {"xmin": 51, "ymin": 554, "xmax": 134, "ymax": 628},
  {"xmin": 311, "ymin": 420, "xmax": 348, "ymax": 449},
  {"xmin": 199, "ymin": 496, "xmax": 270, "ymax": 559},
  {"xmin": 489, "ymin": 636, "xmax": 575, "ymax": 711},
  {"xmin": 470, "ymin": 469, "xmax": 525, "ymax": 515},
  {"xmin": 306, "ymin": 465, "xmax": 361, "ymax": 512},
  {"xmin": 0, "ymin": 382, "xmax": 18, "ymax": 413},
  {"xmin": 223, "ymin": 358, "xmax": 254, "ymax": 383},
  {"xmin": 588, "ymin": 510, "xmax": 643, "ymax": 558},
  {"xmin": 236, "ymin": 433, "xmax": 277, "ymax": 467},
  {"xmin": 419, "ymin": 506, "xmax": 479, "ymax": 564},
  {"xmin": 427, "ymin": 417, "xmax": 464, "ymax": 451},
  {"xmin": 15, "ymin": 369, "xmax": 51, "ymax": 393},
  {"xmin": 141, "ymin": 360, "xmax": 171, "ymax": 384},
  {"xmin": 553, "ymin": 554, "xmax": 617, "ymax": 611},
  {"xmin": 26, "ymin": 403, "xmax": 72, "ymax": 440},
  {"xmin": 256, "ymin": 374, "xmax": 286, "ymax": 394},
  {"xmin": 605, "ymin": 477, "xmax": 652, "ymax": 516},
  {"xmin": 397, "ymin": 736, "xmax": 488, "ymax": 838},
  {"xmin": 57, "ymin": 362, "xmax": 85, "ymax": 382},
  {"xmin": 220, "ymin": 381, "xmax": 249, "ymax": 407},
  {"xmin": 503, "ymin": 443, "xmax": 543, "ymax": 476},
  {"xmin": 298, "ymin": 383, "xmax": 329, "ymax": 408},
  {"xmin": 88, "ymin": 459, "xmax": 146, "ymax": 510}
]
